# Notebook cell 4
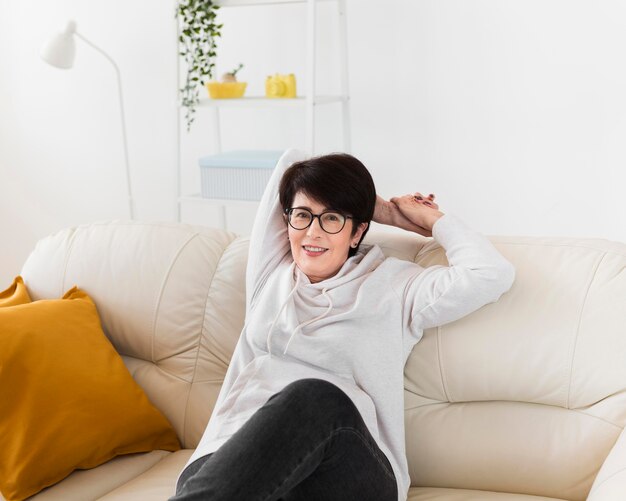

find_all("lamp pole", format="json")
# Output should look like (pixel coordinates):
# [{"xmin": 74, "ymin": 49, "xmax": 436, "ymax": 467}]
[{"xmin": 41, "ymin": 21, "xmax": 134, "ymax": 220}]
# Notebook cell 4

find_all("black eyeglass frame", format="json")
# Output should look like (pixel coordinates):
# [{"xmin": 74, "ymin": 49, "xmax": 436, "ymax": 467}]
[{"xmin": 284, "ymin": 207, "xmax": 354, "ymax": 234}]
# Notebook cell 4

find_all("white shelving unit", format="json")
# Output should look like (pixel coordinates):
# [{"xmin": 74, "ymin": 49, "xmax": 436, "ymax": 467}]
[{"xmin": 176, "ymin": 0, "xmax": 351, "ymax": 225}]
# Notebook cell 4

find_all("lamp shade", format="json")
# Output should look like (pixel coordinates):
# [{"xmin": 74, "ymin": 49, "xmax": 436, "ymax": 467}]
[{"xmin": 40, "ymin": 21, "xmax": 77, "ymax": 69}]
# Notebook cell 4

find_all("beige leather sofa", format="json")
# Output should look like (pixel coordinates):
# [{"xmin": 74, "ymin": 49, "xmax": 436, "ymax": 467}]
[{"xmin": 7, "ymin": 220, "xmax": 626, "ymax": 500}]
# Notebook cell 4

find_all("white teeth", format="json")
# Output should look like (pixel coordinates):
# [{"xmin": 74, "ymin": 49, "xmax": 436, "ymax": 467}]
[{"xmin": 304, "ymin": 246, "xmax": 326, "ymax": 252}]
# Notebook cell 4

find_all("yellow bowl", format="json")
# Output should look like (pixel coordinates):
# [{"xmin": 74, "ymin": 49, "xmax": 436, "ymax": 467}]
[{"xmin": 206, "ymin": 81, "xmax": 247, "ymax": 99}]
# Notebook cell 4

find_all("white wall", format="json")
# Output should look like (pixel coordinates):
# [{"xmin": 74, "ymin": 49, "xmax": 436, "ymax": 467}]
[{"xmin": 1, "ymin": 0, "xmax": 625, "ymax": 287}]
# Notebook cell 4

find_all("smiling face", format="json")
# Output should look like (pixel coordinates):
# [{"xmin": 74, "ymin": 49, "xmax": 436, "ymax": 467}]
[{"xmin": 287, "ymin": 192, "xmax": 368, "ymax": 284}]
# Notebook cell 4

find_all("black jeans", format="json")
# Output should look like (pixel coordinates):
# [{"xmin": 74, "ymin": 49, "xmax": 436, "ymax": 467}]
[{"xmin": 170, "ymin": 378, "xmax": 397, "ymax": 501}]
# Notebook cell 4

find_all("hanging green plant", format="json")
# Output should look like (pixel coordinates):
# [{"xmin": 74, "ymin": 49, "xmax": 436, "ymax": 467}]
[{"xmin": 176, "ymin": 0, "xmax": 223, "ymax": 131}]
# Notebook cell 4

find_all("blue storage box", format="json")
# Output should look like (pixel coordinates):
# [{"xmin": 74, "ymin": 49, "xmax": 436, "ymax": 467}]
[{"xmin": 199, "ymin": 150, "xmax": 284, "ymax": 201}]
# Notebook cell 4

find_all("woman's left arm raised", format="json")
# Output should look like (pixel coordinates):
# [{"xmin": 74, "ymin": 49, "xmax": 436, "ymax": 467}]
[{"xmin": 388, "ymin": 194, "xmax": 516, "ymax": 331}]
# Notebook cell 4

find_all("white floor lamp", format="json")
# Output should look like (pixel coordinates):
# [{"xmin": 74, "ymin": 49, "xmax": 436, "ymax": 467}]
[{"xmin": 40, "ymin": 20, "xmax": 135, "ymax": 220}]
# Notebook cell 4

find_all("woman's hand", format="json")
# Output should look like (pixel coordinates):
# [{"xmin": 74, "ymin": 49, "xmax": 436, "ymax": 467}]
[
  {"xmin": 389, "ymin": 192, "xmax": 444, "ymax": 236},
  {"xmin": 373, "ymin": 194, "xmax": 438, "ymax": 237}
]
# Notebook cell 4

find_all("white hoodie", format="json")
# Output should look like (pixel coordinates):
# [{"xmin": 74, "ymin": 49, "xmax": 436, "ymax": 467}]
[{"xmin": 183, "ymin": 149, "xmax": 516, "ymax": 500}]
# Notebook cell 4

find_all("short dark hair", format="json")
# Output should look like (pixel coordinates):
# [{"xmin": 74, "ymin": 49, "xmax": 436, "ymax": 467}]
[{"xmin": 279, "ymin": 153, "xmax": 376, "ymax": 257}]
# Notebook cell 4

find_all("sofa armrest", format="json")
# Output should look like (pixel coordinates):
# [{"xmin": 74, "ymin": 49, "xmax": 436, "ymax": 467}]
[{"xmin": 587, "ymin": 425, "xmax": 626, "ymax": 500}]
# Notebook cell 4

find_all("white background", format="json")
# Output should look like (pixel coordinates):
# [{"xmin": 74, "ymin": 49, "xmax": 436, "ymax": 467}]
[{"xmin": 1, "ymin": 0, "xmax": 625, "ymax": 286}]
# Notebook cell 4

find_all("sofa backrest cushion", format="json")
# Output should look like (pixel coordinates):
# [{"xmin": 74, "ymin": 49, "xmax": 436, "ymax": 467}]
[
  {"xmin": 21, "ymin": 222, "xmax": 247, "ymax": 450},
  {"xmin": 21, "ymin": 222, "xmax": 626, "ymax": 501},
  {"xmin": 366, "ymin": 231, "xmax": 626, "ymax": 501}
]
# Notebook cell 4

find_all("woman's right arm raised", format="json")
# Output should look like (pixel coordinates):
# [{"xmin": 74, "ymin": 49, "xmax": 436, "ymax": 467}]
[{"xmin": 245, "ymin": 149, "xmax": 308, "ymax": 311}]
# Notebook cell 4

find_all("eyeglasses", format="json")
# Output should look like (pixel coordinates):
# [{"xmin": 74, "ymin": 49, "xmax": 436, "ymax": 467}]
[{"xmin": 285, "ymin": 207, "xmax": 353, "ymax": 234}]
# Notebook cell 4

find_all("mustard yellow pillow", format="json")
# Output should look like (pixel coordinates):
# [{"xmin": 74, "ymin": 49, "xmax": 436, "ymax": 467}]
[
  {"xmin": 0, "ymin": 276, "xmax": 31, "ymax": 307},
  {"xmin": 0, "ymin": 286, "xmax": 180, "ymax": 501}
]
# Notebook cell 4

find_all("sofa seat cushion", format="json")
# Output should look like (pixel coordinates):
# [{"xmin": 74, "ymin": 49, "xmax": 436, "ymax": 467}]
[
  {"xmin": 408, "ymin": 487, "xmax": 570, "ymax": 500},
  {"xmin": 97, "ymin": 450, "xmax": 193, "ymax": 500},
  {"xmin": 0, "ymin": 451, "xmax": 170, "ymax": 501}
]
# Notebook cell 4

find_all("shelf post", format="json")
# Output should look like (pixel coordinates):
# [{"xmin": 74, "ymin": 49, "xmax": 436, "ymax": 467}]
[
  {"xmin": 176, "ymin": 7, "xmax": 182, "ymax": 222},
  {"xmin": 338, "ymin": 0, "xmax": 351, "ymax": 153},
  {"xmin": 305, "ymin": 0, "xmax": 316, "ymax": 155},
  {"xmin": 213, "ymin": 107, "xmax": 222, "ymax": 153}
]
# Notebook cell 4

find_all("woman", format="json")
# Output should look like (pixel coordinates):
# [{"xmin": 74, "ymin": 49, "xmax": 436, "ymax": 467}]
[{"xmin": 171, "ymin": 149, "xmax": 515, "ymax": 501}]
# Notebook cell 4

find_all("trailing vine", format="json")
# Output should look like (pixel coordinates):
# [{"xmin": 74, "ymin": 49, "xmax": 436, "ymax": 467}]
[{"xmin": 177, "ymin": 0, "xmax": 223, "ymax": 131}]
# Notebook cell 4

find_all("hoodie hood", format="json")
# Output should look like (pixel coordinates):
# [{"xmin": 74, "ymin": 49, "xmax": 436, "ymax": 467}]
[{"xmin": 266, "ymin": 244, "xmax": 385, "ymax": 356}]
